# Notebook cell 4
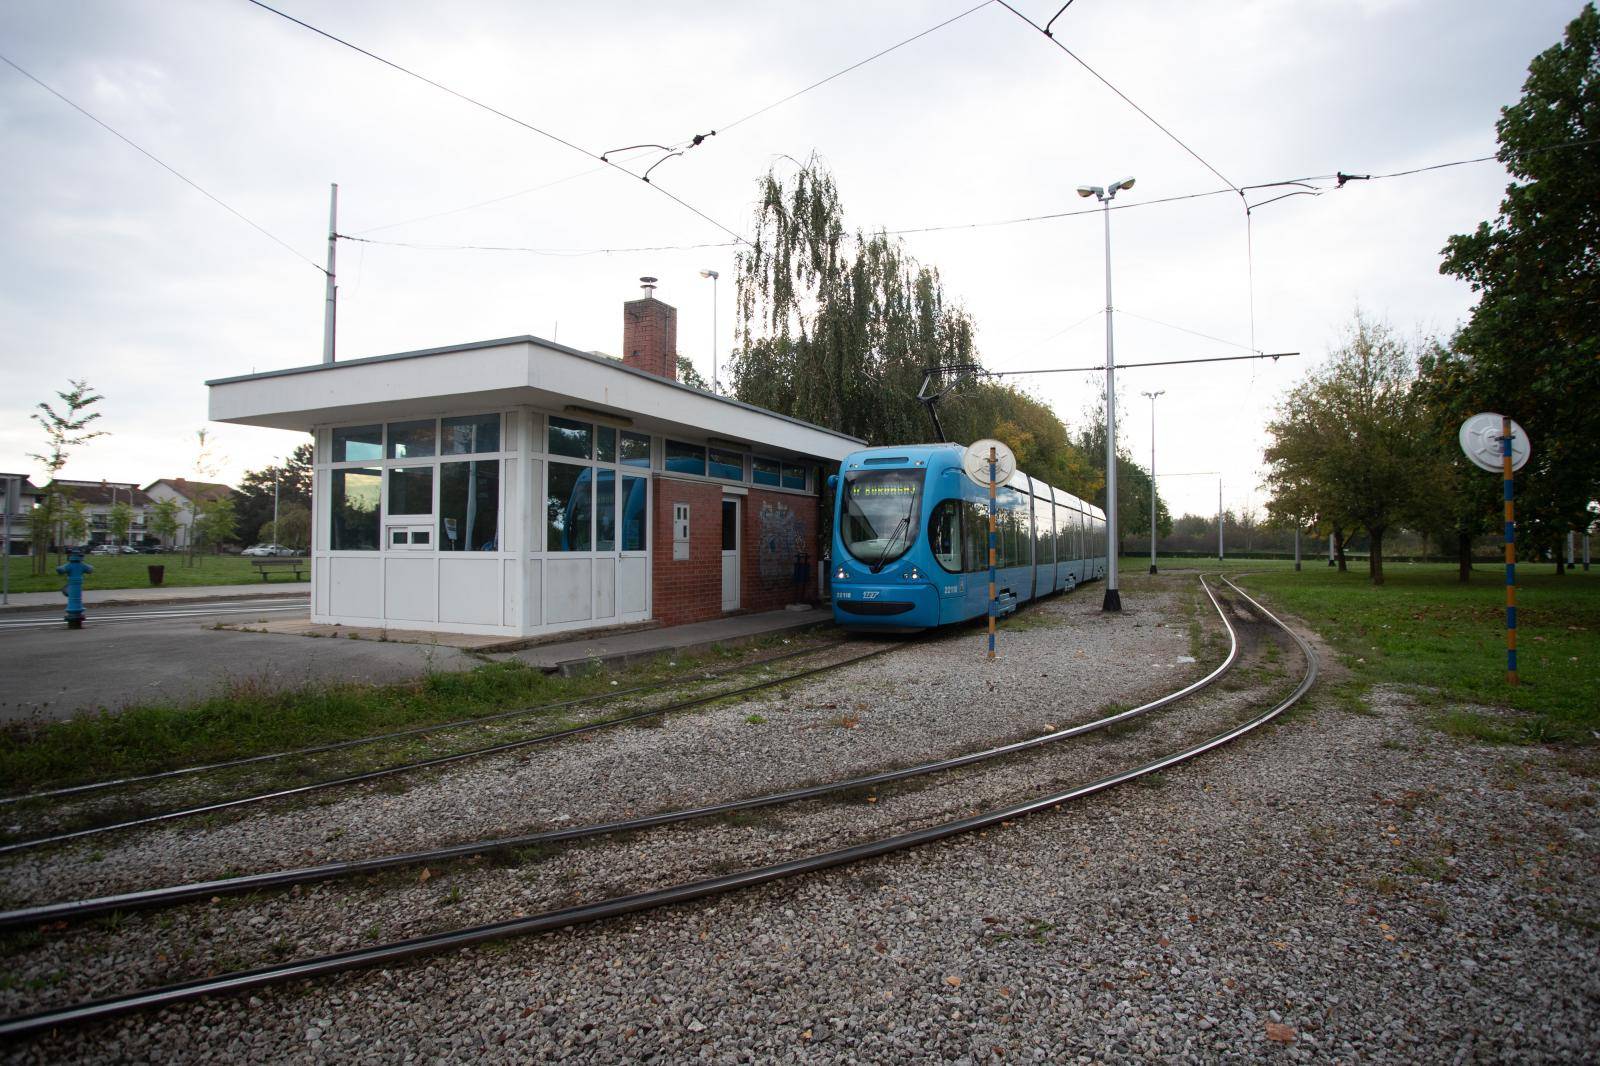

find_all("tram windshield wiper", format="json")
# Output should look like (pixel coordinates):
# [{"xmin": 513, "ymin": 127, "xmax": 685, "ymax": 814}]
[{"xmin": 870, "ymin": 515, "xmax": 910, "ymax": 574}]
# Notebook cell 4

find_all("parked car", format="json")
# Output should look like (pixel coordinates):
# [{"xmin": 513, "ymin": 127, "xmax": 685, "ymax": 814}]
[
  {"xmin": 269, "ymin": 545, "xmax": 302, "ymax": 556},
  {"xmin": 119, "ymin": 545, "xmax": 142, "ymax": 554},
  {"xmin": 89, "ymin": 545, "xmax": 119, "ymax": 555},
  {"xmin": 241, "ymin": 544, "xmax": 272, "ymax": 557}
]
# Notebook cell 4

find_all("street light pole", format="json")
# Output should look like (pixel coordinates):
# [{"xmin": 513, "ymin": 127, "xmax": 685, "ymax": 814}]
[
  {"xmin": 1077, "ymin": 176, "xmax": 1136, "ymax": 612},
  {"xmin": 1141, "ymin": 389, "xmax": 1164, "ymax": 574},
  {"xmin": 699, "ymin": 269, "xmax": 720, "ymax": 393},
  {"xmin": 273, "ymin": 466, "xmax": 280, "ymax": 545}
]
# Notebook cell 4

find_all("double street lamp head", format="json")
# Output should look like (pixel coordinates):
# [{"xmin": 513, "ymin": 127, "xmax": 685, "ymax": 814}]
[{"xmin": 1078, "ymin": 176, "xmax": 1136, "ymax": 202}]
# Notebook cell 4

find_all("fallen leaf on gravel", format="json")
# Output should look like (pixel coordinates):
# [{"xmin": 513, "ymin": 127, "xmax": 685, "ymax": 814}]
[
  {"xmin": 418, "ymin": 868, "xmax": 431, "ymax": 883},
  {"xmin": 802, "ymin": 1029, "xmax": 813, "ymax": 1040},
  {"xmin": 1157, "ymin": 936, "xmax": 1171, "ymax": 947},
  {"xmin": 1265, "ymin": 1022, "xmax": 1296, "ymax": 1043},
  {"xmin": 874, "ymin": 941, "xmax": 887, "ymax": 953},
  {"xmin": 945, "ymin": 976, "xmax": 962, "ymax": 988},
  {"xmin": 1000, "ymin": 987, "xmax": 1012, "ymax": 997}
]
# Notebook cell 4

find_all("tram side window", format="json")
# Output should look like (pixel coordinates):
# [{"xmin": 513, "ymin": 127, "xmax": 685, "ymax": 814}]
[
  {"xmin": 929, "ymin": 500, "xmax": 962, "ymax": 572},
  {"xmin": 962, "ymin": 500, "xmax": 987, "ymax": 572}
]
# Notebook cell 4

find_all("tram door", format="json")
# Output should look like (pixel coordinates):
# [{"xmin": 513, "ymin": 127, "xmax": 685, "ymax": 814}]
[{"xmin": 721, "ymin": 496, "xmax": 741, "ymax": 611}]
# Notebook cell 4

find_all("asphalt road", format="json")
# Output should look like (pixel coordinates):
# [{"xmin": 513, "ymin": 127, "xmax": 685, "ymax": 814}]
[{"xmin": 1, "ymin": 598, "xmax": 482, "ymax": 725}]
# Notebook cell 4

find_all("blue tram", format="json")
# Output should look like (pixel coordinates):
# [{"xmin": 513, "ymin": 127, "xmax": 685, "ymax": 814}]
[{"xmin": 829, "ymin": 443, "xmax": 1107, "ymax": 629}]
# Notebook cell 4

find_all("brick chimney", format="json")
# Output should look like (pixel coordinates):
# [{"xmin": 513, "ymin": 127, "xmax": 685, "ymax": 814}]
[{"xmin": 622, "ymin": 277, "xmax": 677, "ymax": 381}]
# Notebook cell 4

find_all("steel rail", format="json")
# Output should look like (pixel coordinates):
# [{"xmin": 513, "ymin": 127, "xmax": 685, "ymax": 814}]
[
  {"xmin": 1, "ymin": 576, "xmax": 1239, "ymax": 929},
  {"xmin": 0, "ymin": 638, "xmax": 846, "ymax": 807},
  {"xmin": 0, "ymin": 644, "xmax": 894, "ymax": 857},
  {"xmin": 0, "ymin": 575, "xmax": 1313, "ymax": 1039}
]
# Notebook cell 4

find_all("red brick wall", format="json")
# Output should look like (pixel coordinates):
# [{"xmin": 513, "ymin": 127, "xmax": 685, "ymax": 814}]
[
  {"xmin": 651, "ymin": 478, "xmax": 723, "ymax": 626},
  {"xmin": 741, "ymin": 488, "xmax": 819, "ymax": 611},
  {"xmin": 650, "ymin": 480, "xmax": 822, "ymax": 625}
]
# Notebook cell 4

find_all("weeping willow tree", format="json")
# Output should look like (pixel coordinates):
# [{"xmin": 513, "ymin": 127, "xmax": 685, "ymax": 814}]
[{"xmin": 731, "ymin": 155, "xmax": 1096, "ymax": 495}]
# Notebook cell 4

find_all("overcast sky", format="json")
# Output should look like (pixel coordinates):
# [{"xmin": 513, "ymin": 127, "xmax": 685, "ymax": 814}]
[{"xmin": 0, "ymin": 0, "xmax": 1579, "ymax": 521}]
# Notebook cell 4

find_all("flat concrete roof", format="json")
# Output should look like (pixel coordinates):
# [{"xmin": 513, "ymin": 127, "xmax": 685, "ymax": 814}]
[{"xmin": 207, "ymin": 335, "xmax": 865, "ymax": 461}]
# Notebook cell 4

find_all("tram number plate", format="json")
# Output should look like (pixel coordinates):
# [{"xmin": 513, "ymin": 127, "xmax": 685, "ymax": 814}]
[{"xmin": 863, "ymin": 591, "xmax": 879, "ymax": 599}]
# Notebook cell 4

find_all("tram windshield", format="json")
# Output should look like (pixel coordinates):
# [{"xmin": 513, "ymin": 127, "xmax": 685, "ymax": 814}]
[{"xmin": 841, "ymin": 469, "xmax": 923, "ymax": 571}]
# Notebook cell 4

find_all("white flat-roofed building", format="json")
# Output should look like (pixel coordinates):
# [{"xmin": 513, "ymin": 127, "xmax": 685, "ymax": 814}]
[{"xmin": 207, "ymin": 287, "xmax": 862, "ymax": 638}]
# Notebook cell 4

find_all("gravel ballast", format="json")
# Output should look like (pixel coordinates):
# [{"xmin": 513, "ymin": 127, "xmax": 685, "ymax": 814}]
[{"xmin": 6, "ymin": 576, "xmax": 1596, "ymax": 1062}]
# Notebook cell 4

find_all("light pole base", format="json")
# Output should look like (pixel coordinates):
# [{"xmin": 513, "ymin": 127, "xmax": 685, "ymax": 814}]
[
  {"xmin": 1148, "ymin": 564, "xmax": 1158, "ymax": 575},
  {"xmin": 1102, "ymin": 587, "xmax": 1122, "ymax": 612}
]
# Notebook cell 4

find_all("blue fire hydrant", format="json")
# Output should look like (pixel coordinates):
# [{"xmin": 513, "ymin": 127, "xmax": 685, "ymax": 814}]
[{"xmin": 57, "ymin": 550, "xmax": 93, "ymax": 629}]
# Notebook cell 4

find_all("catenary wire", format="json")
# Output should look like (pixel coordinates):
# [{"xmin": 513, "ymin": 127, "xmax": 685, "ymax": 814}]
[
  {"xmin": 354, "ymin": 3, "xmax": 997, "ymax": 237},
  {"xmin": 992, "ymin": 0, "xmax": 1240, "ymax": 193},
  {"xmin": 326, "ymin": 137, "xmax": 1599, "ymax": 258},
  {"xmin": 716, "ymin": 0, "xmax": 996, "ymax": 133},
  {"xmin": 1116, "ymin": 310, "xmax": 1259, "ymax": 354},
  {"xmin": 239, "ymin": 0, "xmax": 747, "ymax": 244},
  {"xmin": 0, "ymin": 51, "xmax": 325, "ymax": 274}
]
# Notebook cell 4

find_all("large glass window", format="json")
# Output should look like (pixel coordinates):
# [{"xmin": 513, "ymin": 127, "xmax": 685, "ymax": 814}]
[
  {"xmin": 549, "ymin": 417, "xmax": 592, "ymax": 459},
  {"xmin": 595, "ymin": 426, "xmax": 617, "ymax": 464},
  {"xmin": 782, "ymin": 463, "xmax": 807, "ymax": 490},
  {"xmin": 442, "ymin": 413, "xmax": 500, "ymax": 455},
  {"xmin": 547, "ymin": 462, "xmax": 592, "ymax": 551},
  {"xmin": 439, "ymin": 460, "xmax": 498, "ymax": 551},
  {"xmin": 388, "ymin": 466, "xmax": 433, "ymax": 516},
  {"xmin": 840, "ymin": 469, "xmax": 922, "ymax": 570},
  {"xmin": 752, "ymin": 456, "xmax": 781, "ymax": 487},
  {"xmin": 332, "ymin": 468, "xmax": 381, "ymax": 550},
  {"xmin": 333, "ymin": 426, "xmax": 382, "ymax": 463},
  {"xmin": 665, "ymin": 440, "xmax": 706, "ymax": 476},
  {"xmin": 708, "ymin": 449, "xmax": 744, "ymax": 481},
  {"xmin": 620, "ymin": 432, "xmax": 651, "ymax": 468},
  {"xmin": 387, "ymin": 420, "xmax": 435, "ymax": 460},
  {"xmin": 595, "ymin": 469, "xmax": 616, "ymax": 552},
  {"xmin": 622, "ymin": 475, "xmax": 647, "ymax": 551},
  {"xmin": 929, "ymin": 500, "xmax": 962, "ymax": 573}
]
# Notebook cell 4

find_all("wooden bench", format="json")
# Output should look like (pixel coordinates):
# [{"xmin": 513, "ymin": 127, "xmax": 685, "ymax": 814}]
[{"xmin": 251, "ymin": 557, "xmax": 307, "ymax": 581}]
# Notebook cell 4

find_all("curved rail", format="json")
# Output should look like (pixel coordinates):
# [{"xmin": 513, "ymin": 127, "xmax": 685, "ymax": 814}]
[
  {"xmin": 0, "ymin": 644, "xmax": 895, "ymax": 857},
  {"xmin": 0, "ymin": 575, "xmax": 1313, "ymax": 1039},
  {"xmin": 0, "ymin": 639, "xmax": 846, "ymax": 807},
  {"xmin": 0, "ymin": 576, "xmax": 1242, "ymax": 929}
]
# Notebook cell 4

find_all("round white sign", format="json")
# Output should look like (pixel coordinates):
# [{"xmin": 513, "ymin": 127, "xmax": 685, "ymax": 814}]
[
  {"xmin": 963, "ymin": 439, "xmax": 1017, "ymax": 486},
  {"xmin": 1459, "ymin": 412, "xmax": 1530, "ymax": 474}
]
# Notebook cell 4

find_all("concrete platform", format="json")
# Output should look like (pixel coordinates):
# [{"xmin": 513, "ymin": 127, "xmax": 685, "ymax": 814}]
[
  {"xmin": 218, "ymin": 606, "xmax": 833, "ymax": 673},
  {"xmin": 497, "ymin": 606, "xmax": 832, "ymax": 674}
]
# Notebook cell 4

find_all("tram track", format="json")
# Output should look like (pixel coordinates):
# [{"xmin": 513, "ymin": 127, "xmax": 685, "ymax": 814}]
[
  {"xmin": 0, "ymin": 637, "xmax": 890, "ymax": 856},
  {"xmin": 1, "ymin": 636, "xmax": 853, "ymax": 809},
  {"xmin": 0, "ymin": 577, "xmax": 1240, "ymax": 930},
  {"xmin": 0, "ymin": 575, "xmax": 1313, "ymax": 1039}
]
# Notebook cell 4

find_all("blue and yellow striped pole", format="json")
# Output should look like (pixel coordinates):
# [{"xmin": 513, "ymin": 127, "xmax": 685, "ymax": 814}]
[
  {"xmin": 1501, "ymin": 416, "xmax": 1518, "ymax": 686},
  {"xmin": 987, "ymin": 448, "xmax": 998, "ymax": 660}
]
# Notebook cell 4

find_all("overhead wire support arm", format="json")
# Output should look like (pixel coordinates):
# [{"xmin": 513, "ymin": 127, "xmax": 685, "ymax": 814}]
[{"xmin": 916, "ymin": 363, "xmax": 986, "ymax": 443}]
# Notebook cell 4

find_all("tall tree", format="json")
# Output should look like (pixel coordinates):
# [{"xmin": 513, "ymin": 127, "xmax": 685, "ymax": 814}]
[
  {"xmin": 147, "ymin": 497, "xmax": 181, "ymax": 549},
  {"xmin": 1409, "ymin": 340, "xmax": 1500, "ymax": 581},
  {"xmin": 1440, "ymin": 4, "xmax": 1600, "ymax": 570},
  {"xmin": 108, "ymin": 500, "xmax": 133, "ymax": 547},
  {"xmin": 732, "ymin": 155, "xmax": 1095, "ymax": 492},
  {"xmin": 28, "ymin": 379, "xmax": 106, "ymax": 572},
  {"xmin": 1264, "ymin": 314, "xmax": 1429, "ymax": 585},
  {"xmin": 235, "ymin": 441, "xmax": 313, "ymax": 549}
]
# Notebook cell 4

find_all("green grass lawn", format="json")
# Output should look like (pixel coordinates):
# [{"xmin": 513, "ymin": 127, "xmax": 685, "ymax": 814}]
[
  {"xmin": 1218, "ymin": 561, "xmax": 1599, "ymax": 744},
  {"xmin": 0, "ymin": 553, "xmax": 305, "ymax": 594}
]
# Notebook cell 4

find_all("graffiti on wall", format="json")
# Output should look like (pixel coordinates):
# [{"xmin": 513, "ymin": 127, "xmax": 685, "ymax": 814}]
[{"xmin": 756, "ymin": 500, "xmax": 802, "ymax": 585}]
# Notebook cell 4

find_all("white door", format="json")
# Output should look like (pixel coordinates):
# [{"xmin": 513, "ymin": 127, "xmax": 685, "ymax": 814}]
[{"xmin": 721, "ymin": 496, "xmax": 740, "ymax": 611}]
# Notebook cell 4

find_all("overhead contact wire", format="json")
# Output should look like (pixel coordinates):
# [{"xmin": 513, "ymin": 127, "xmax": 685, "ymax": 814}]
[
  {"xmin": 0, "ymin": 51, "xmax": 324, "ymax": 274},
  {"xmin": 240, "ymin": 0, "xmax": 747, "ymax": 244}
]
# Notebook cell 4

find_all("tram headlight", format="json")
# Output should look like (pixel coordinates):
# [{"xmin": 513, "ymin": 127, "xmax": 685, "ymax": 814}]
[
  {"xmin": 835, "ymin": 567, "xmax": 848, "ymax": 581},
  {"xmin": 901, "ymin": 566, "xmax": 922, "ymax": 580}
]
